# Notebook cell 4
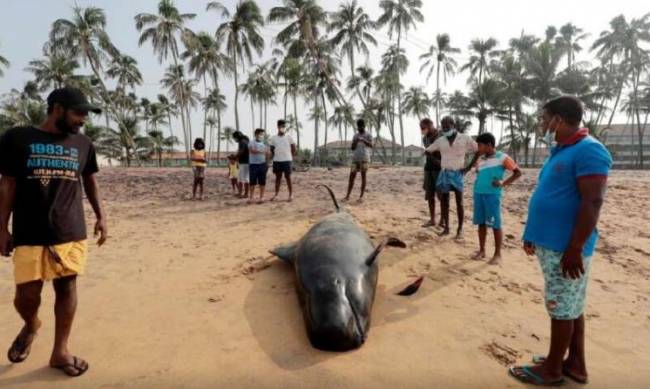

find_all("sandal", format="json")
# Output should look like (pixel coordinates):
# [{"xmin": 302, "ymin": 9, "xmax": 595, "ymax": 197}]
[
  {"xmin": 531, "ymin": 356, "xmax": 589, "ymax": 384},
  {"xmin": 7, "ymin": 330, "xmax": 37, "ymax": 363},
  {"xmin": 51, "ymin": 356, "xmax": 89, "ymax": 377},
  {"xmin": 509, "ymin": 365, "xmax": 565, "ymax": 386}
]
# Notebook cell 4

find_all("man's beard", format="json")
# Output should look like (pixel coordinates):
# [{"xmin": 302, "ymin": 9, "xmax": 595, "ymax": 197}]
[{"xmin": 55, "ymin": 117, "xmax": 80, "ymax": 134}]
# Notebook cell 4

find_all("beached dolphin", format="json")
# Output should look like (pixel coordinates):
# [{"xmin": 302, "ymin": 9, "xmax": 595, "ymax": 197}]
[{"xmin": 270, "ymin": 185, "xmax": 406, "ymax": 351}]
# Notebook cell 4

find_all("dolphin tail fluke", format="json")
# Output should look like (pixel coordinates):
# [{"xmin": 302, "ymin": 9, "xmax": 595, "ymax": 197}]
[
  {"xmin": 316, "ymin": 185, "xmax": 340, "ymax": 212},
  {"xmin": 270, "ymin": 243, "xmax": 297, "ymax": 264}
]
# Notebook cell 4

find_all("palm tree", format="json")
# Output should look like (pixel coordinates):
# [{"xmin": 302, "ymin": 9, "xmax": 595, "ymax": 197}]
[
  {"xmin": 283, "ymin": 57, "xmax": 304, "ymax": 150},
  {"xmin": 135, "ymin": 0, "xmax": 196, "ymax": 158},
  {"xmin": 556, "ymin": 23, "xmax": 589, "ymax": 71},
  {"xmin": 402, "ymin": 86, "xmax": 430, "ymax": 121},
  {"xmin": 208, "ymin": 0, "xmax": 265, "ymax": 134},
  {"xmin": 269, "ymin": 0, "xmax": 327, "ymax": 58},
  {"xmin": 157, "ymin": 94, "xmax": 177, "ymax": 139},
  {"xmin": 49, "ymin": 6, "xmax": 133, "ymax": 146},
  {"xmin": 26, "ymin": 49, "xmax": 80, "ymax": 91},
  {"xmin": 221, "ymin": 125, "xmax": 236, "ymax": 153},
  {"xmin": 182, "ymin": 31, "xmax": 232, "ymax": 149},
  {"xmin": 148, "ymin": 130, "xmax": 178, "ymax": 166},
  {"xmin": 591, "ymin": 14, "xmax": 650, "ymax": 128},
  {"xmin": 377, "ymin": 0, "xmax": 423, "ymax": 165},
  {"xmin": 0, "ymin": 89, "xmax": 47, "ymax": 128},
  {"xmin": 381, "ymin": 44, "xmax": 409, "ymax": 163},
  {"xmin": 461, "ymin": 38, "xmax": 499, "ymax": 85},
  {"xmin": 203, "ymin": 88, "xmax": 227, "ymax": 158},
  {"xmin": 0, "ymin": 46, "xmax": 8, "ymax": 77},
  {"xmin": 328, "ymin": 1, "xmax": 377, "ymax": 106},
  {"xmin": 161, "ymin": 65, "xmax": 198, "ymax": 154},
  {"xmin": 329, "ymin": 104, "xmax": 354, "ymax": 146},
  {"xmin": 106, "ymin": 53, "xmax": 143, "ymax": 92},
  {"xmin": 469, "ymin": 79, "xmax": 506, "ymax": 135},
  {"xmin": 419, "ymin": 33, "xmax": 460, "ymax": 124}
]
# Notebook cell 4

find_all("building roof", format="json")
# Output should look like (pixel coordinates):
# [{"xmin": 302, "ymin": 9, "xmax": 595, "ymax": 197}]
[{"xmin": 318, "ymin": 137, "xmax": 404, "ymax": 150}]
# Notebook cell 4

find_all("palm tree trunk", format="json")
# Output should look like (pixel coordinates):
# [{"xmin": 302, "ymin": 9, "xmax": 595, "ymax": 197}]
[
  {"xmin": 293, "ymin": 91, "xmax": 300, "ymax": 151},
  {"xmin": 321, "ymin": 92, "xmax": 329, "ymax": 163},
  {"xmin": 436, "ymin": 59, "xmax": 441, "ymax": 125},
  {"xmin": 202, "ymin": 76, "xmax": 209, "ymax": 143},
  {"xmin": 169, "ymin": 40, "xmax": 190, "ymax": 162},
  {"xmin": 216, "ymin": 106, "xmax": 222, "ymax": 166},
  {"xmin": 233, "ymin": 49, "xmax": 240, "ymax": 133},
  {"xmin": 396, "ymin": 29, "xmax": 406, "ymax": 165},
  {"xmin": 313, "ymin": 96, "xmax": 320, "ymax": 166},
  {"xmin": 607, "ymin": 69, "xmax": 626, "ymax": 128},
  {"xmin": 259, "ymin": 99, "xmax": 263, "ymax": 129}
]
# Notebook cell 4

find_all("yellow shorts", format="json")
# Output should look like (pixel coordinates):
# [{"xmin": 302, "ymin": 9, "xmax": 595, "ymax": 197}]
[{"xmin": 13, "ymin": 241, "xmax": 87, "ymax": 285}]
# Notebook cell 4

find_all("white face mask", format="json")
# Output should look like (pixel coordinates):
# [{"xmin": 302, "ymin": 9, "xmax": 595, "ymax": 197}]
[
  {"xmin": 544, "ymin": 117, "xmax": 558, "ymax": 146},
  {"xmin": 443, "ymin": 128, "xmax": 457, "ymax": 138}
]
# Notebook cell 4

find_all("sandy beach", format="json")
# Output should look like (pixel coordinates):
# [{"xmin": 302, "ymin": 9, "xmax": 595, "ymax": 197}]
[{"xmin": 0, "ymin": 166, "xmax": 648, "ymax": 388}]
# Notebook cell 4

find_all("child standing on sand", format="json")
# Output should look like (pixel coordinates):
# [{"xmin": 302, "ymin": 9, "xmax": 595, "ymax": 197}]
[
  {"xmin": 191, "ymin": 138, "xmax": 207, "ymax": 200},
  {"xmin": 471, "ymin": 132, "xmax": 521, "ymax": 264},
  {"xmin": 227, "ymin": 155, "xmax": 239, "ymax": 194}
]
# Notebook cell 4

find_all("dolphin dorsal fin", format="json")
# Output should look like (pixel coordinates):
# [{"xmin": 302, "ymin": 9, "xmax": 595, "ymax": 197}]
[
  {"xmin": 365, "ymin": 237, "xmax": 407, "ymax": 266},
  {"xmin": 270, "ymin": 243, "xmax": 298, "ymax": 264}
]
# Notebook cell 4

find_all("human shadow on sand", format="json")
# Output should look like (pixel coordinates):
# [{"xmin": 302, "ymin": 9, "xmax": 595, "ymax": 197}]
[
  {"xmin": 0, "ymin": 365, "xmax": 70, "ymax": 387},
  {"xmin": 243, "ymin": 252, "xmax": 488, "ymax": 371}
]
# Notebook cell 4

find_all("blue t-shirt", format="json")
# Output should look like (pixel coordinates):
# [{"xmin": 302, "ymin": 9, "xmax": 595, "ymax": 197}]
[
  {"xmin": 249, "ymin": 140, "xmax": 267, "ymax": 165},
  {"xmin": 474, "ymin": 151, "xmax": 518, "ymax": 195},
  {"xmin": 523, "ymin": 135, "xmax": 612, "ymax": 256}
]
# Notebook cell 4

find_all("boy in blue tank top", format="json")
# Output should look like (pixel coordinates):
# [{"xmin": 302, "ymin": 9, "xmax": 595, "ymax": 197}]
[{"xmin": 471, "ymin": 132, "xmax": 521, "ymax": 264}]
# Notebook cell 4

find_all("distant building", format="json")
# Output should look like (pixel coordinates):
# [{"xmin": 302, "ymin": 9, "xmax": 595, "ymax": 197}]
[
  {"xmin": 509, "ymin": 124, "xmax": 650, "ymax": 169},
  {"xmin": 599, "ymin": 124, "xmax": 650, "ymax": 169},
  {"xmin": 316, "ymin": 137, "xmax": 425, "ymax": 166}
]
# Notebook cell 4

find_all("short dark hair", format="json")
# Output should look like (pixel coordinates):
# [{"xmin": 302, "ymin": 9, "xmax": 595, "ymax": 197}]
[
  {"xmin": 356, "ymin": 119, "xmax": 365, "ymax": 129},
  {"xmin": 277, "ymin": 119, "xmax": 286, "ymax": 128},
  {"xmin": 254, "ymin": 128, "xmax": 265, "ymax": 136},
  {"xmin": 441, "ymin": 116, "xmax": 454, "ymax": 127},
  {"xmin": 232, "ymin": 131, "xmax": 242, "ymax": 140},
  {"xmin": 420, "ymin": 118, "xmax": 434, "ymax": 128},
  {"xmin": 194, "ymin": 138, "xmax": 205, "ymax": 150},
  {"xmin": 543, "ymin": 96, "xmax": 583, "ymax": 126},
  {"xmin": 476, "ymin": 132, "xmax": 496, "ymax": 148}
]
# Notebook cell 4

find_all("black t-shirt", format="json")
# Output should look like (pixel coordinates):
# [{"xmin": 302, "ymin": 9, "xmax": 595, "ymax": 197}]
[
  {"xmin": 0, "ymin": 127, "xmax": 99, "ymax": 246},
  {"xmin": 423, "ymin": 133, "xmax": 442, "ymax": 171},
  {"xmin": 238, "ymin": 138, "xmax": 250, "ymax": 164}
]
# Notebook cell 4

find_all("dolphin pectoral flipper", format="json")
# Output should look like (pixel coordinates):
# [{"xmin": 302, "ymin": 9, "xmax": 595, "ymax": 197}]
[
  {"xmin": 270, "ymin": 243, "xmax": 298, "ymax": 264},
  {"xmin": 365, "ymin": 237, "xmax": 407, "ymax": 266}
]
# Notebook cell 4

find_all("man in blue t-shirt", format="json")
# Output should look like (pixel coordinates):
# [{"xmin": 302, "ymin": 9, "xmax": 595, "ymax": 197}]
[{"xmin": 509, "ymin": 97, "xmax": 612, "ymax": 386}]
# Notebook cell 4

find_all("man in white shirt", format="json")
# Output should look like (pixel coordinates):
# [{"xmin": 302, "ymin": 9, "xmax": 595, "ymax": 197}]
[
  {"xmin": 425, "ymin": 116, "xmax": 478, "ymax": 238},
  {"xmin": 269, "ymin": 120, "xmax": 296, "ymax": 202}
]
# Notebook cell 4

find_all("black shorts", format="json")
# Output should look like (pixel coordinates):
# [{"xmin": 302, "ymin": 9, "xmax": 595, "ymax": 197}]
[
  {"xmin": 249, "ymin": 163, "xmax": 268, "ymax": 186},
  {"xmin": 423, "ymin": 169, "xmax": 440, "ymax": 200},
  {"xmin": 273, "ymin": 161, "xmax": 292, "ymax": 175}
]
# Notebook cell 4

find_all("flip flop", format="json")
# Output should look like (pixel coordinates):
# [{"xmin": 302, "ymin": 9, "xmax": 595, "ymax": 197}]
[
  {"xmin": 7, "ymin": 331, "xmax": 36, "ymax": 363},
  {"xmin": 421, "ymin": 221, "xmax": 434, "ymax": 228},
  {"xmin": 509, "ymin": 366, "xmax": 565, "ymax": 386},
  {"xmin": 51, "ymin": 356, "xmax": 89, "ymax": 377},
  {"xmin": 532, "ymin": 356, "xmax": 589, "ymax": 384}
]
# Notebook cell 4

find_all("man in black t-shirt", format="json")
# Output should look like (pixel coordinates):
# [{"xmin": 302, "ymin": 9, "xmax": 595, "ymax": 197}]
[
  {"xmin": 233, "ymin": 130, "xmax": 250, "ymax": 198},
  {"xmin": 420, "ymin": 118, "xmax": 442, "ymax": 228},
  {"xmin": 0, "ymin": 87, "xmax": 107, "ymax": 377}
]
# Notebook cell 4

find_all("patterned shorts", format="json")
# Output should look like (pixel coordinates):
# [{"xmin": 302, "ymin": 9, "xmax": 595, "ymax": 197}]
[
  {"xmin": 537, "ymin": 246, "xmax": 592, "ymax": 320},
  {"xmin": 351, "ymin": 161, "xmax": 369, "ymax": 173}
]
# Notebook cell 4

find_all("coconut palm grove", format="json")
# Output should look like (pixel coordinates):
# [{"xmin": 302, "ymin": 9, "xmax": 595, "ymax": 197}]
[{"xmin": 1, "ymin": 0, "xmax": 649, "ymax": 168}]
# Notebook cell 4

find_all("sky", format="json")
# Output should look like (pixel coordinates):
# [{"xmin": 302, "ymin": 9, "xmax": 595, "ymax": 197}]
[{"xmin": 0, "ymin": 0, "xmax": 648, "ymax": 151}]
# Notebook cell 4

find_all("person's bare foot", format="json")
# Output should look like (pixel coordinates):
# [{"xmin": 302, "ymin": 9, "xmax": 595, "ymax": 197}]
[
  {"xmin": 533, "ymin": 355, "xmax": 588, "ymax": 383},
  {"xmin": 454, "ymin": 230, "xmax": 463, "ymax": 240},
  {"xmin": 488, "ymin": 254, "xmax": 502, "ymax": 265},
  {"xmin": 472, "ymin": 251, "xmax": 486, "ymax": 261},
  {"xmin": 257, "ymin": 199, "xmax": 264, "ymax": 204},
  {"xmin": 437, "ymin": 229, "xmax": 450, "ymax": 237},
  {"xmin": 7, "ymin": 319, "xmax": 41, "ymax": 363},
  {"xmin": 358, "ymin": 197, "xmax": 364, "ymax": 203},
  {"xmin": 342, "ymin": 197, "xmax": 350, "ymax": 202},
  {"xmin": 270, "ymin": 195, "xmax": 277, "ymax": 202},
  {"xmin": 287, "ymin": 195, "xmax": 293, "ymax": 202},
  {"xmin": 247, "ymin": 199, "xmax": 253, "ymax": 204}
]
